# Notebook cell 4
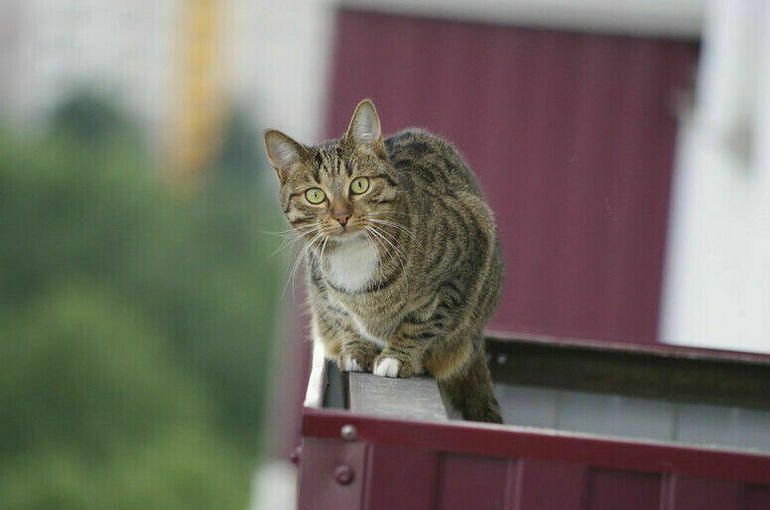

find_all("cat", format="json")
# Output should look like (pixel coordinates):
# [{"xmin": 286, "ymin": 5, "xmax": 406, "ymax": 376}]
[{"xmin": 264, "ymin": 99, "xmax": 504, "ymax": 423}]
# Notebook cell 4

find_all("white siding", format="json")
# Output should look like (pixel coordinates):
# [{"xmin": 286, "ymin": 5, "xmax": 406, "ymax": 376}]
[{"xmin": 662, "ymin": 0, "xmax": 770, "ymax": 353}]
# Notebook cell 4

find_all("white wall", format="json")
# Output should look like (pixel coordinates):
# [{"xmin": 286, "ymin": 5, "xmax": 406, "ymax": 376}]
[
  {"xmin": 226, "ymin": 0, "xmax": 335, "ymax": 143},
  {"xmin": 661, "ymin": 0, "xmax": 770, "ymax": 353},
  {"xmin": 345, "ymin": 0, "xmax": 704, "ymax": 37}
]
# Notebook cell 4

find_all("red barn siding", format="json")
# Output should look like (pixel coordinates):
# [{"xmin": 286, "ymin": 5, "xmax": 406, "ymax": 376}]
[
  {"xmin": 587, "ymin": 470, "xmax": 661, "ymax": 510},
  {"xmin": 299, "ymin": 411, "xmax": 770, "ymax": 510},
  {"xmin": 745, "ymin": 484, "xmax": 770, "ymax": 510},
  {"xmin": 668, "ymin": 477, "xmax": 741, "ymax": 510},
  {"xmin": 326, "ymin": 9, "xmax": 698, "ymax": 343},
  {"xmin": 435, "ymin": 455, "xmax": 510, "ymax": 509}
]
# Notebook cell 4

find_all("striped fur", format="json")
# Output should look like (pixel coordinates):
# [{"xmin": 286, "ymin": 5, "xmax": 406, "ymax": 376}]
[{"xmin": 264, "ymin": 100, "xmax": 503, "ymax": 423}]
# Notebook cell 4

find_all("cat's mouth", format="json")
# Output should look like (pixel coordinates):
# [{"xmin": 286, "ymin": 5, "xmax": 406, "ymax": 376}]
[{"xmin": 331, "ymin": 227, "xmax": 366, "ymax": 242}]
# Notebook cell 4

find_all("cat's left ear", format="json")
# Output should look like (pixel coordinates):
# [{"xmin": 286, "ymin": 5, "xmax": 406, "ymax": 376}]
[{"xmin": 345, "ymin": 99, "xmax": 385, "ymax": 156}]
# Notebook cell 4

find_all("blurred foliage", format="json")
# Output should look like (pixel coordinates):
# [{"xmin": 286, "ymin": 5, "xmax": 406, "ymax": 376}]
[{"xmin": 0, "ymin": 92, "xmax": 285, "ymax": 509}]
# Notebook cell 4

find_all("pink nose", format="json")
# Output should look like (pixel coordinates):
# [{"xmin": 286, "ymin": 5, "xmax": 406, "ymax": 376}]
[{"xmin": 335, "ymin": 213, "xmax": 351, "ymax": 226}]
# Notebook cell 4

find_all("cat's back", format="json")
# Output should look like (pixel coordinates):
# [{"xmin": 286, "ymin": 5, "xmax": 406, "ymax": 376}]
[{"xmin": 384, "ymin": 129, "xmax": 483, "ymax": 196}]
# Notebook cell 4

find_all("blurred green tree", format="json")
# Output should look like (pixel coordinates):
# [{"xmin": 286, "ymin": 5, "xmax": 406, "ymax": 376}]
[{"xmin": 0, "ymin": 92, "xmax": 285, "ymax": 509}]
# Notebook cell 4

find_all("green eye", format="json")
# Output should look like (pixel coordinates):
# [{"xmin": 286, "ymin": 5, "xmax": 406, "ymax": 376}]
[
  {"xmin": 350, "ymin": 177, "xmax": 370, "ymax": 195},
  {"xmin": 305, "ymin": 188, "xmax": 326, "ymax": 204}
]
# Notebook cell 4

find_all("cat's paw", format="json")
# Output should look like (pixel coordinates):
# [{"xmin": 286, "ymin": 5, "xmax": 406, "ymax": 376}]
[
  {"xmin": 339, "ymin": 342, "xmax": 378, "ymax": 372},
  {"xmin": 373, "ymin": 354, "xmax": 415, "ymax": 378},
  {"xmin": 342, "ymin": 357, "xmax": 363, "ymax": 372},
  {"xmin": 373, "ymin": 357, "xmax": 400, "ymax": 377}
]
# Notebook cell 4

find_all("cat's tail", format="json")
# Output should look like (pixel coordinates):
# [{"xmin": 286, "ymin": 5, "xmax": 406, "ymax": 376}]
[{"xmin": 437, "ymin": 348, "xmax": 503, "ymax": 424}]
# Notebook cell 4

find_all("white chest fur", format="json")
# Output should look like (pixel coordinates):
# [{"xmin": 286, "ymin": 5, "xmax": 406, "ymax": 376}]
[{"xmin": 323, "ymin": 236, "xmax": 379, "ymax": 293}]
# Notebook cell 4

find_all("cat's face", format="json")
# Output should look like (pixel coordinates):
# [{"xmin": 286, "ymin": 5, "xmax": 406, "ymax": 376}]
[{"xmin": 264, "ymin": 100, "xmax": 400, "ymax": 248}]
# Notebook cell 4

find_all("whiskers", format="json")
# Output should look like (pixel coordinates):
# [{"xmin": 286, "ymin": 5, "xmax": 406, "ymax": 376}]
[
  {"xmin": 360, "ymin": 212, "xmax": 415, "ymax": 275},
  {"xmin": 272, "ymin": 212, "xmax": 416, "ymax": 298},
  {"xmin": 273, "ymin": 222, "xmax": 332, "ymax": 298},
  {"xmin": 268, "ymin": 223, "xmax": 322, "ymax": 258}
]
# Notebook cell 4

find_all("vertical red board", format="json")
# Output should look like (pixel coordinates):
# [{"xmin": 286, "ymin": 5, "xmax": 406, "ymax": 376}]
[
  {"xmin": 586, "ymin": 469, "xmax": 661, "ymax": 510},
  {"xmin": 743, "ymin": 484, "xmax": 770, "ymax": 510},
  {"xmin": 435, "ymin": 454, "xmax": 515, "ymax": 510},
  {"xmin": 363, "ymin": 445, "xmax": 439, "ymax": 510},
  {"xmin": 514, "ymin": 458, "xmax": 587, "ymax": 509},
  {"xmin": 298, "ymin": 438, "xmax": 367, "ymax": 510},
  {"xmin": 668, "ymin": 476, "xmax": 740, "ymax": 510},
  {"xmin": 326, "ymin": 9, "xmax": 699, "ymax": 344}
]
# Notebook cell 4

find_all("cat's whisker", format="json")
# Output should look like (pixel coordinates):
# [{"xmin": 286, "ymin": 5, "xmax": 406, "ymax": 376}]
[
  {"xmin": 364, "ymin": 225, "xmax": 391, "ymax": 263},
  {"xmin": 366, "ymin": 224, "xmax": 408, "ymax": 270},
  {"xmin": 263, "ymin": 227, "xmax": 303, "ymax": 236},
  {"xmin": 271, "ymin": 223, "xmax": 324, "ymax": 257},
  {"xmin": 293, "ymin": 230, "xmax": 328, "ymax": 295},
  {"xmin": 360, "ymin": 212, "xmax": 415, "ymax": 237},
  {"xmin": 319, "ymin": 231, "xmax": 330, "ymax": 261},
  {"xmin": 365, "ymin": 218, "xmax": 418, "ymax": 240},
  {"xmin": 362, "ymin": 229, "xmax": 386, "ymax": 282},
  {"xmin": 368, "ymin": 222, "xmax": 403, "ymax": 244},
  {"xmin": 365, "ymin": 227, "xmax": 395, "ymax": 284},
  {"xmin": 369, "ymin": 218, "xmax": 415, "ymax": 238},
  {"xmin": 272, "ymin": 236, "xmax": 302, "ymax": 258},
  {"xmin": 264, "ymin": 223, "xmax": 322, "ymax": 241},
  {"xmin": 366, "ymin": 225, "xmax": 408, "ymax": 294},
  {"xmin": 367, "ymin": 227, "xmax": 407, "ymax": 265},
  {"xmin": 274, "ymin": 231, "xmax": 306, "ymax": 253},
  {"xmin": 283, "ymin": 228, "xmax": 327, "ymax": 298},
  {"xmin": 362, "ymin": 210, "xmax": 410, "ymax": 217},
  {"xmin": 364, "ymin": 222, "xmax": 413, "ymax": 267}
]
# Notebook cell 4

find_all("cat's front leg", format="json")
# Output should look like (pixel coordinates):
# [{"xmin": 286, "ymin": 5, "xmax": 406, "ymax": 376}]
[
  {"xmin": 311, "ymin": 308, "xmax": 379, "ymax": 372},
  {"xmin": 373, "ymin": 335, "xmax": 426, "ymax": 378},
  {"xmin": 339, "ymin": 337, "xmax": 380, "ymax": 372}
]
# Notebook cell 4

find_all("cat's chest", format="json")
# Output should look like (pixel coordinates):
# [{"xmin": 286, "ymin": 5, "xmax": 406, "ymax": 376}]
[{"xmin": 323, "ymin": 237, "xmax": 378, "ymax": 293}]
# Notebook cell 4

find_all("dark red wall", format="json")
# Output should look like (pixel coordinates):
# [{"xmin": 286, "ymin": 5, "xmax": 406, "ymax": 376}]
[{"xmin": 325, "ymin": 9, "xmax": 698, "ymax": 344}]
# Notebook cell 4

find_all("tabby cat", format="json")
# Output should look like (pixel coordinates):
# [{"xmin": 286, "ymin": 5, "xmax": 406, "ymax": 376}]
[{"xmin": 264, "ymin": 100, "xmax": 504, "ymax": 423}]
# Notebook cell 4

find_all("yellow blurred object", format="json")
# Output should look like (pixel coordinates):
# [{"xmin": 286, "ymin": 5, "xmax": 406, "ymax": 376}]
[{"xmin": 167, "ymin": 0, "xmax": 224, "ymax": 192}]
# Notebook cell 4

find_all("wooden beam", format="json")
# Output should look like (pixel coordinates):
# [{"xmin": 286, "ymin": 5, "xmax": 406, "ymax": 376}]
[{"xmin": 348, "ymin": 372, "xmax": 448, "ymax": 422}]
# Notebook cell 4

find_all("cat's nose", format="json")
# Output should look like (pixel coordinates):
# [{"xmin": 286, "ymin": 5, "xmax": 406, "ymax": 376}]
[{"xmin": 334, "ymin": 213, "xmax": 351, "ymax": 226}]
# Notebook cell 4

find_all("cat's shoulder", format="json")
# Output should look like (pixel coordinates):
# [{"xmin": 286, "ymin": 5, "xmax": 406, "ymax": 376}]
[
  {"xmin": 384, "ymin": 128, "xmax": 458, "ymax": 159},
  {"xmin": 384, "ymin": 128, "xmax": 481, "ymax": 194}
]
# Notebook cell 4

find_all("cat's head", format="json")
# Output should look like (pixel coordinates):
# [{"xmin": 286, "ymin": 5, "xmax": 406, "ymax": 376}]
[{"xmin": 264, "ymin": 99, "xmax": 400, "ymax": 248}]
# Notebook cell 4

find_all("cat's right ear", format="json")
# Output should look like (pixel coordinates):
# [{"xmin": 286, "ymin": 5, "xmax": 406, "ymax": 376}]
[
  {"xmin": 264, "ymin": 129, "xmax": 309, "ymax": 183},
  {"xmin": 344, "ymin": 99, "xmax": 386, "ymax": 157}
]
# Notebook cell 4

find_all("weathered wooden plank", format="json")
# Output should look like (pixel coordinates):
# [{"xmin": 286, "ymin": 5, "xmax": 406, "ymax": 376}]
[{"xmin": 348, "ymin": 372, "xmax": 448, "ymax": 422}]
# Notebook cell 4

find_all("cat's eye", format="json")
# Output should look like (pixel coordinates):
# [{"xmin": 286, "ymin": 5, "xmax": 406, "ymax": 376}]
[
  {"xmin": 305, "ymin": 188, "xmax": 326, "ymax": 204},
  {"xmin": 350, "ymin": 177, "xmax": 370, "ymax": 195}
]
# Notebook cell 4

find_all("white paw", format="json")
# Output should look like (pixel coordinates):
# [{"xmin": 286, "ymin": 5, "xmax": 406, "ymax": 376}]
[
  {"xmin": 373, "ymin": 357, "xmax": 400, "ymax": 377},
  {"xmin": 343, "ymin": 358, "xmax": 363, "ymax": 372}
]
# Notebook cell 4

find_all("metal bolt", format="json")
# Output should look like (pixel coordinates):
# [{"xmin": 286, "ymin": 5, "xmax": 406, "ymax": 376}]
[
  {"xmin": 496, "ymin": 353, "xmax": 508, "ymax": 365},
  {"xmin": 334, "ymin": 464, "xmax": 355, "ymax": 485},
  {"xmin": 340, "ymin": 424, "xmax": 357, "ymax": 441},
  {"xmin": 289, "ymin": 445, "xmax": 302, "ymax": 465}
]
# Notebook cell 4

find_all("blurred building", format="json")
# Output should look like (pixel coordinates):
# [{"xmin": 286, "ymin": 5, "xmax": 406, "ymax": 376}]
[
  {"xmin": 0, "ymin": 0, "xmax": 333, "ymax": 147},
  {"xmin": 0, "ymin": 0, "xmax": 176, "ymax": 132}
]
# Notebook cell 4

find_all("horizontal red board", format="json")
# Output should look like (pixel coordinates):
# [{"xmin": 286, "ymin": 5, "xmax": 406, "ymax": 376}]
[{"xmin": 303, "ymin": 408, "xmax": 770, "ymax": 485}]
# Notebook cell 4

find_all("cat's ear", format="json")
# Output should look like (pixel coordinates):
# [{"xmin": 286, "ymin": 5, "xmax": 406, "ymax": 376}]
[
  {"xmin": 345, "ymin": 99, "xmax": 385, "ymax": 155},
  {"xmin": 264, "ymin": 129, "xmax": 309, "ymax": 182}
]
